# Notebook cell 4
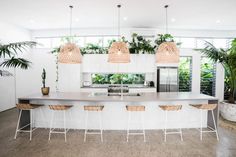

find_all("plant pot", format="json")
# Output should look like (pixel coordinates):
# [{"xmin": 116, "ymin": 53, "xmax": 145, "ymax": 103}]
[
  {"xmin": 41, "ymin": 87, "xmax": 50, "ymax": 95},
  {"xmin": 220, "ymin": 101, "xmax": 236, "ymax": 122}
]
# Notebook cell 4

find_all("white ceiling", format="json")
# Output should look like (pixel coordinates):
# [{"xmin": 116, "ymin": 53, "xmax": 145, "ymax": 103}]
[{"xmin": 0, "ymin": 0, "xmax": 236, "ymax": 30}]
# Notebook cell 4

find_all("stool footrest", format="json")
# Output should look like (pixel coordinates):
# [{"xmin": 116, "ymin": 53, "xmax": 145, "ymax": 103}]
[
  {"xmin": 17, "ymin": 127, "xmax": 37, "ymax": 133},
  {"xmin": 86, "ymin": 132, "xmax": 102, "ymax": 135},
  {"xmin": 50, "ymin": 128, "xmax": 69, "ymax": 133},
  {"xmin": 165, "ymin": 131, "xmax": 182, "ymax": 135},
  {"xmin": 50, "ymin": 131, "xmax": 68, "ymax": 134},
  {"xmin": 128, "ymin": 132, "xmax": 145, "ymax": 135}
]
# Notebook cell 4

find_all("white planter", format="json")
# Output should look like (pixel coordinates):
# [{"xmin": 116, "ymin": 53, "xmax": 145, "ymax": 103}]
[{"xmin": 220, "ymin": 101, "xmax": 236, "ymax": 122}]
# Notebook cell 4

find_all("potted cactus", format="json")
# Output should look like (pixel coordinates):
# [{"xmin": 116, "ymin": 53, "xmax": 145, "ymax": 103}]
[{"xmin": 41, "ymin": 68, "xmax": 50, "ymax": 95}]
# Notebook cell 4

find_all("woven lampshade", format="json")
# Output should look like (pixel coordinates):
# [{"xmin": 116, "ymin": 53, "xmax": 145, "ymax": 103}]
[
  {"xmin": 108, "ymin": 41, "xmax": 130, "ymax": 63},
  {"xmin": 156, "ymin": 42, "xmax": 179, "ymax": 63},
  {"xmin": 58, "ymin": 43, "xmax": 82, "ymax": 64}
]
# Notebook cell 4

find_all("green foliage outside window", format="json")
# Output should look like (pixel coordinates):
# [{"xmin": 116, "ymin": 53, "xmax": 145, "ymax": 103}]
[
  {"xmin": 92, "ymin": 73, "xmax": 145, "ymax": 85},
  {"xmin": 179, "ymin": 57, "xmax": 192, "ymax": 92},
  {"xmin": 200, "ymin": 58, "xmax": 216, "ymax": 96}
]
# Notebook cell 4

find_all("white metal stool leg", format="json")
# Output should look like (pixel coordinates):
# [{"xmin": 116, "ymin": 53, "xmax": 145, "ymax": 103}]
[
  {"xmin": 84, "ymin": 110, "xmax": 103, "ymax": 142},
  {"xmin": 126, "ymin": 111, "xmax": 146, "ymax": 142},
  {"xmin": 48, "ymin": 110, "xmax": 54, "ymax": 141},
  {"xmin": 178, "ymin": 111, "xmax": 183, "ymax": 141},
  {"xmin": 200, "ymin": 109, "xmax": 203, "ymax": 140},
  {"xmin": 199, "ymin": 109, "xmax": 219, "ymax": 141},
  {"xmin": 211, "ymin": 110, "xmax": 219, "ymax": 141},
  {"xmin": 84, "ymin": 111, "xmax": 88, "ymax": 142},
  {"xmin": 14, "ymin": 109, "xmax": 22, "ymax": 139},
  {"xmin": 141, "ymin": 112, "xmax": 146, "ymax": 142},
  {"xmin": 30, "ymin": 109, "xmax": 33, "ymax": 141},
  {"xmin": 163, "ymin": 110, "xmax": 183, "ymax": 142},
  {"xmin": 126, "ymin": 111, "xmax": 131, "ymax": 142},
  {"xmin": 164, "ymin": 111, "xmax": 167, "ymax": 142},
  {"xmin": 64, "ymin": 110, "xmax": 67, "ymax": 142},
  {"xmin": 99, "ymin": 111, "xmax": 103, "ymax": 142}
]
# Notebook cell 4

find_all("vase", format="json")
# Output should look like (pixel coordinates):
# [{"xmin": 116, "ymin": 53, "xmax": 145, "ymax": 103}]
[
  {"xmin": 220, "ymin": 101, "xmax": 236, "ymax": 122},
  {"xmin": 41, "ymin": 87, "xmax": 50, "ymax": 95}
]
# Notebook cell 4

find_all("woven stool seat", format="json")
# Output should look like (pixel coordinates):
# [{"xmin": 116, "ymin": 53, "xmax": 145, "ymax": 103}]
[
  {"xmin": 190, "ymin": 104, "xmax": 217, "ymax": 110},
  {"xmin": 126, "ymin": 105, "xmax": 145, "ymax": 111},
  {"xmin": 16, "ymin": 103, "xmax": 41, "ymax": 110},
  {"xmin": 84, "ymin": 105, "xmax": 104, "ymax": 111},
  {"xmin": 159, "ymin": 105, "xmax": 182, "ymax": 111},
  {"xmin": 49, "ymin": 105, "xmax": 72, "ymax": 110}
]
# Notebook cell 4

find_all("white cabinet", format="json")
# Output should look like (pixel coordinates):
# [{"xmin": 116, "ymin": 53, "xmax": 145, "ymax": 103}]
[
  {"xmin": 80, "ymin": 87, "xmax": 156, "ymax": 93},
  {"xmin": 129, "ymin": 88, "xmax": 156, "ymax": 93},
  {"xmin": 82, "ymin": 54, "xmax": 156, "ymax": 73}
]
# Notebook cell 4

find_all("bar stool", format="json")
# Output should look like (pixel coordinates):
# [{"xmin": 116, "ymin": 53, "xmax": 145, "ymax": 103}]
[
  {"xmin": 190, "ymin": 104, "xmax": 219, "ymax": 141},
  {"xmin": 48, "ymin": 105, "xmax": 72, "ymax": 142},
  {"xmin": 126, "ymin": 105, "xmax": 146, "ymax": 142},
  {"xmin": 159, "ymin": 105, "xmax": 183, "ymax": 142},
  {"xmin": 84, "ymin": 105, "xmax": 104, "ymax": 142},
  {"xmin": 14, "ymin": 103, "xmax": 43, "ymax": 141}
]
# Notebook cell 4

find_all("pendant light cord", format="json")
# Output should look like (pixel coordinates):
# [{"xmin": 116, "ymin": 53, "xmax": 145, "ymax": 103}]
[
  {"xmin": 69, "ymin": 5, "xmax": 73, "ymax": 38},
  {"xmin": 165, "ymin": 5, "xmax": 169, "ymax": 34},
  {"xmin": 117, "ymin": 5, "xmax": 121, "ymax": 39}
]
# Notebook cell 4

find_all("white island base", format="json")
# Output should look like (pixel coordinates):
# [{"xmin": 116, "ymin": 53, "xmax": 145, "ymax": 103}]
[{"xmin": 18, "ymin": 92, "xmax": 219, "ymax": 130}]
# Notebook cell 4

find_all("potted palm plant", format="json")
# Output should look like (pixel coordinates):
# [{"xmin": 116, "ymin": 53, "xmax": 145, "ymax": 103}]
[{"xmin": 198, "ymin": 39, "xmax": 236, "ymax": 121}]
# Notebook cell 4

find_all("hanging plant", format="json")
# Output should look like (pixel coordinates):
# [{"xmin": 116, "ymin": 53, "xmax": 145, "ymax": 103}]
[
  {"xmin": 154, "ymin": 34, "xmax": 181, "ymax": 48},
  {"xmin": 81, "ymin": 43, "xmax": 107, "ymax": 54},
  {"xmin": 129, "ymin": 33, "xmax": 155, "ymax": 54},
  {"xmin": 51, "ymin": 47, "xmax": 60, "ymax": 92}
]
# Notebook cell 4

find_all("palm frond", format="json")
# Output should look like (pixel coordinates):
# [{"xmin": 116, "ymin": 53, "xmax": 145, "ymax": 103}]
[
  {"xmin": 0, "ymin": 57, "xmax": 31, "ymax": 69},
  {"xmin": 195, "ymin": 41, "xmax": 228, "ymax": 63},
  {"xmin": 0, "ymin": 41, "xmax": 37, "ymax": 58}
]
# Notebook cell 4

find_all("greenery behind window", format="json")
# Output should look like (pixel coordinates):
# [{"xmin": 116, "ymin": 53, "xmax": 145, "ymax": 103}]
[
  {"xmin": 92, "ymin": 74, "xmax": 145, "ymax": 84},
  {"xmin": 179, "ymin": 57, "xmax": 192, "ymax": 92},
  {"xmin": 200, "ymin": 57, "xmax": 216, "ymax": 96}
]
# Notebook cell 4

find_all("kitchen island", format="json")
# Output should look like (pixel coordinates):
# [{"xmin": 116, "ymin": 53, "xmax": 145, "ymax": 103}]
[{"xmin": 18, "ymin": 92, "xmax": 219, "ymax": 130}]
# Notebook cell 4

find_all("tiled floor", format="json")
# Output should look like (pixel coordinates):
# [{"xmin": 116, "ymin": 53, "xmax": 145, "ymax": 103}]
[{"xmin": 0, "ymin": 108, "xmax": 236, "ymax": 157}]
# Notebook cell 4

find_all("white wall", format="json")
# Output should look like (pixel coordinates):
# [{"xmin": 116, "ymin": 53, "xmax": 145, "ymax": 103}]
[
  {"xmin": 0, "ymin": 22, "xmax": 31, "ymax": 112},
  {"xmin": 31, "ymin": 27, "xmax": 236, "ymax": 40}
]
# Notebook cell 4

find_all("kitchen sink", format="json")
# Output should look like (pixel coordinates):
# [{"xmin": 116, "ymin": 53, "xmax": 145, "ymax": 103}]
[{"xmin": 108, "ymin": 93, "xmax": 141, "ymax": 96}]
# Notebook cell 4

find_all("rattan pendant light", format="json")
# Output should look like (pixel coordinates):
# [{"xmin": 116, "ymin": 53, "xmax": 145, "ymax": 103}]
[
  {"xmin": 58, "ymin": 6, "xmax": 82, "ymax": 64},
  {"xmin": 156, "ymin": 5, "xmax": 179, "ymax": 63},
  {"xmin": 108, "ymin": 5, "xmax": 130, "ymax": 63}
]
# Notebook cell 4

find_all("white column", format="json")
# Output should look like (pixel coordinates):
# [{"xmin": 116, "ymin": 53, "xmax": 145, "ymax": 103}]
[
  {"xmin": 215, "ymin": 63, "xmax": 224, "ymax": 101},
  {"xmin": 191, "ymin": 53, "xmax": 201, "ymax": 94}
]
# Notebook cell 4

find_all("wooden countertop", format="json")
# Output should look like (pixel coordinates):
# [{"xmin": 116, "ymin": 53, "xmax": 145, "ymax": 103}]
[{"xmin": 18, "ymin": 92, "xmax": 218, "ymax": 102}]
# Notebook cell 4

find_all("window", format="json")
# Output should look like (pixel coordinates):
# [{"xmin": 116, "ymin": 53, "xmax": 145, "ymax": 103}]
[
  {"xmin": 180, "ymin": 38, "xmax": 196, "ymax": 48},
  {"xmin": 91, "ymin": 73, "xmax": 145, "ymax": 85},
  {"xmin": 35, "ymin": 38, "xmax": 51, "ymax": 48},
  {"xmin": 103, "ymin": 36, "xmax": 118, "ymax": 47},
  {"xmin": 51, "ymin": 37, "xmax": 62, "ymax": 48},
  {"xmin": 179, "ymin": 57, "xmax": 192, "ymax": 92},
  {"xmin": 74, "ymin": 37, "xmax": 85, "ymax": 47},
  {"xmin": 226, "ymin": 39, "xmax": 234, "ymax": 48},
  {"xmin": 85, "ymin": 37, "xmax": 103, "ymax": 46},
  {"xmin": 196, "ymin": 38, "xmax": 213, "ymax": 48},
  {"xmin": 200, "ymin": 57, "xmax": 216, "ymax": 96},
  {"xmin": 213, "ymin": 39, "xmax": 227, "ymax": 49}
]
